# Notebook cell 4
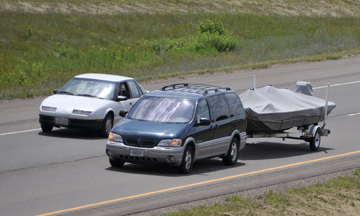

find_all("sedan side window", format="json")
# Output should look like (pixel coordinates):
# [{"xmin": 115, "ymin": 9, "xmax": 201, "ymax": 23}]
[
  {"xmin": 118, "ymin": 82, "xmax": 129, "ymax": 98},
  {"xmin": 197, "ymin": 99, "xmax": 210, "ymax": 123},
  {"xmin": 127, "ymin": 80, "xmax": 142, "ymax": 98}
]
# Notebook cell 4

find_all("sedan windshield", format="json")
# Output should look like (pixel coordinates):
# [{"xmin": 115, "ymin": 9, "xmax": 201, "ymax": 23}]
[
  {"xmin": 128, "ymin": 97, "xmax": 195, "ymax": 123},
  {"xmin": 59, "ymin": 78, "xmax": 116, "ymax": 100}
]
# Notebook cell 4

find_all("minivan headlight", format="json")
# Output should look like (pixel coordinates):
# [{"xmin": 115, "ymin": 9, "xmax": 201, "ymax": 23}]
[
  {"xmin": 158, "ymin": 139, "xmax": 182, "ymax": 147},
  {"xmin": 108, "ymin": 133, "xmax": 123, "ymax": 143}
]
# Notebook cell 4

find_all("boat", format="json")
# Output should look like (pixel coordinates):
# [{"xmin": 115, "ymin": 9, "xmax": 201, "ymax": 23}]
[{"xmin": 239, "ymin": 82, "xmax": 336, "ymax": 134}]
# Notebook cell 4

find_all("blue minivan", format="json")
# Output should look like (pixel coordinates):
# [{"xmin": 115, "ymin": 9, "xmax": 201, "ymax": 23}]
[{"xmin": 106, "ymin": 83, "xmax": 247, "ymax": 173}]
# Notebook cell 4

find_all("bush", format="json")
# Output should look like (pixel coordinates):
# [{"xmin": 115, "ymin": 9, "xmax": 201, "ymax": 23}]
[
  {"xmin": 199, "ymin": 19, "xmax": 227, "ymax": 36},
  {"xmin": 148, "ymin": 19, "xmax": 240, "ymax": 55}
]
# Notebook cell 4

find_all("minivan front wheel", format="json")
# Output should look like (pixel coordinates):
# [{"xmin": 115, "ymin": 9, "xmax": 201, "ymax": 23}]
[
  {"xmin": 109, "ymin": 159, "xmax": 125, "ymax": 168},
  {"xmin": 176, "ymin": 145, "xmax": 194, "ymax": 174},
  {"xmin": 222, "ymin": 138, "xmax": 239, "ymax": 165}
]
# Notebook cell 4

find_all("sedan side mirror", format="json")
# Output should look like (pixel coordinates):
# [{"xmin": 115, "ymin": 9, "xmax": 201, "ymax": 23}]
[
  {"xmin": 116, "ymin": 95, "xmax": 127, "ymax": 101},
  {"xmin": 119, "ymin": 110, "xmax": 128, "ymax": 117},
  {"xmin": 53, "ymin": 89, "xmax": 59, "ymax": 94},
  {"xmin": 197, "ymin": 118, "xmax": 211, "ymax": 126}
]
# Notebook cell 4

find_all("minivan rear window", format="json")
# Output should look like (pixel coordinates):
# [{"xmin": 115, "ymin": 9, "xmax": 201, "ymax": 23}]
[{"xmin": 128, "ymin": 97, "xmax": 195, "ymax": 123}]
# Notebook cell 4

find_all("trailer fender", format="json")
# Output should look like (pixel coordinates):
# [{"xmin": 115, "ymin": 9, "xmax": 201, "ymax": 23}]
[{"xmin": 307, "ymin": 125, "xmax": 321, "ymax": 137}]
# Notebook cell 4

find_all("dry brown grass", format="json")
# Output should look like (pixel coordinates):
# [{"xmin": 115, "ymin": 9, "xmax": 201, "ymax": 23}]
[{"xmin": 1, "ymin": 0, "xmax": 360, "ymax": 16}]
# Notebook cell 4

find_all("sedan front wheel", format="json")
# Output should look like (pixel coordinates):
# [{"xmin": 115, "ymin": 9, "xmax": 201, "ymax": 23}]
[
  {"xmin": 100, "ymin": 113, "xmax": 113, "ymax": 137},
  {"xmin": 41, "ymin": 124, "xmax": 53, "ymax": 132}
]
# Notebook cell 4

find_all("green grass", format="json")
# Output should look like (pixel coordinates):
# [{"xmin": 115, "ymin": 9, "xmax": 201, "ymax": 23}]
[
  {"xmin": 163, "ymin": 168, "xmax": 360, "ymax": 215},
  {"xmin": 1, "ymin": 1, "xmax": 360, "ymax": 99}
]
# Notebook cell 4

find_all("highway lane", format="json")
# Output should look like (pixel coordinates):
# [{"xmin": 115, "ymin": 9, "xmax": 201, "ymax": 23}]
[{"xmin": 0, "ymin": 56, "xmax": 360, "ymax": 216}]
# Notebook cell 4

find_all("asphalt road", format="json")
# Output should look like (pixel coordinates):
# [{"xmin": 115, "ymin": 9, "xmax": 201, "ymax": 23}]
[{"xmin": 1, "ymin": 56, "xmax": 360, "ymax": 216}]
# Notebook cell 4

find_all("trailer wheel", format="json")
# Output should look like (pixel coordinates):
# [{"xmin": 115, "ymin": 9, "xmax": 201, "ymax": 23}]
[{"xmin": 309, "ymin": 128, "xmax": 321, "ymax": 151}]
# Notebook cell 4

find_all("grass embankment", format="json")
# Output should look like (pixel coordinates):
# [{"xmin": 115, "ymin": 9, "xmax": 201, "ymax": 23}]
[
  {"xmin": 1, "ymin": 2, "xmax": 360, "ymax": 99},
  {"xmin": 164, "ymin": 168, "xmax": 360, "ymax": 215}
]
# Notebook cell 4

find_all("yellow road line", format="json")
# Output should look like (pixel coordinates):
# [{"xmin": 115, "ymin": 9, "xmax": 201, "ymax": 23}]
[{"xmin": 37, "ymin": 150, "xmax": 360, "ymax": 216}]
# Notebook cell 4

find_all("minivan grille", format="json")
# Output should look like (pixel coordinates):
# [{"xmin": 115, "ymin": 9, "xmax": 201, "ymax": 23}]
[
  {"xmin": 126, "ymin": 138, "xmax": 138, "ymax": 145},
  {"xmin": 125, "ymin": 138, "xmax": 156, "ymax": 148}
]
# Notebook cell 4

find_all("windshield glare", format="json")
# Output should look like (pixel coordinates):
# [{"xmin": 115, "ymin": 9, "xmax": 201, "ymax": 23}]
[
  {"xmin": 59, "ymin": 78, "xmax": 116, "ymax": 100},
  {"xmin": 128, "ymin": 97, "xmax": 195, "ymax": 123}
]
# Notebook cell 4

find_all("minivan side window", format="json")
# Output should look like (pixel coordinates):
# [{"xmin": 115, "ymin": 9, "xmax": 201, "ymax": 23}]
[
  {"xmin": 224, "ymin": 93, "xmax": 244, "ymax": 117},
  {"xmin": 196, "ymin": 99, "xmax": 210, "ymax": 123},
  {"xmin": 207, "ymin": 95, "xmax": 230, "ymax": 122},
  {"xmin": 127, "ymin": 80, "xmax": 142, "ymax": 98}
]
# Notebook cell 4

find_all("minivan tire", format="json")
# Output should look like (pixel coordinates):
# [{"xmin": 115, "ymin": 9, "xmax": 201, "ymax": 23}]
[
  {"xmin": 222, "ymin": 138, "xmax": 239, "ymax": 165},
  {"xmin": 109, "ymin": 159, "xmax": 125, "ymax": 168},
  {"xmin": 176, "ymin": 145, "xmax": 194, "ymax": 174}
]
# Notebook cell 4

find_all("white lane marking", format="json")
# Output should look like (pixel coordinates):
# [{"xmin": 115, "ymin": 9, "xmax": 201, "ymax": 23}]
[
  {"xmin": 0, "ymin": 128, "xmax": 41, "ymax": 136},
  {"xmin": 313, "ymin": 80, "xmax": 360, "ymax": 89},
  {"xmin": 348, "ymin": 113, "xmax": 360, "ymax": 117}
]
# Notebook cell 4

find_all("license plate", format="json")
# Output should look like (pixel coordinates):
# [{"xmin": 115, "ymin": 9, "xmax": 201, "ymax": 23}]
[
  {"xmin": 55, "ymin": 117, "xmax": 68, "ymax": 125},
  {"xmin": 130, "ymin": 148, "xmax": 144, "ymax": 157}
]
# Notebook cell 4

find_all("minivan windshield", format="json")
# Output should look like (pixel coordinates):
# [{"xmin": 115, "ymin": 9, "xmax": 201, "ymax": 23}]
[{"xmin": 128, "ymin": 97, "xmax": 195, "ymax": 123}]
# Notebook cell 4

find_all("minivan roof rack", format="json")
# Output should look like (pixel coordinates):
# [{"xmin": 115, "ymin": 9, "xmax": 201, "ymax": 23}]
[{"xmin": 161, "ymin": 83, "xmax": 231, "ymax": 95}]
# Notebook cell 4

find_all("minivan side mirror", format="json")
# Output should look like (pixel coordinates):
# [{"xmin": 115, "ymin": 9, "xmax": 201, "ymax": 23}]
[
  {"xmin": 119, "ymin": 110, "xmax": 128, "ymax": 117},
  {"xmin": 197, "ymin": 118, "xmax": 211, "ymax": 126},
  {"xmin": 53, "ymin": 89, "xmax": 59, "ymax": 94}
]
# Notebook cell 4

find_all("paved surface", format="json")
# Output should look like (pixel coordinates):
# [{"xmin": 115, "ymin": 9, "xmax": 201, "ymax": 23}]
[{"xmin": 1, "ymin": 55, "xmax": 360, "ymax": 216}]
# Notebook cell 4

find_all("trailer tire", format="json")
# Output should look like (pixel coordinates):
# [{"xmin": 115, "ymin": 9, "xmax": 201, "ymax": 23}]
[{"xmin": 309, "ymin": 128, "xmax": 321, "ymax": 151}]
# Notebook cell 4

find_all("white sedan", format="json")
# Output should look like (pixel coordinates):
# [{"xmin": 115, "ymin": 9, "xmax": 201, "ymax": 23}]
[{"xmin": 39, "ymin": 73, "xmax": 147, "ymax": 137}]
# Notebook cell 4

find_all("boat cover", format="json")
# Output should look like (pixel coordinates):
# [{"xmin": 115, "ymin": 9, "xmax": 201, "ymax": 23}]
[{"xmin": 239, "ymin": 85, "xmax": 336, "ymax": 133}]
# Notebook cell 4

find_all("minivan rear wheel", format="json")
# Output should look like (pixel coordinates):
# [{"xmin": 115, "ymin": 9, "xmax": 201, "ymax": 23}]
[
  {"xmin": 176, "ymin": 145, "xmax": 194, "ymax": 174},
  {"xmin": 222, "ymin": 138, "xmax": 239, "ymax": 165}
]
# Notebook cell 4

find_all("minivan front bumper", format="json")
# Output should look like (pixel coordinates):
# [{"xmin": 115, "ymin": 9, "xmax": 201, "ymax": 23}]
[{"xmin": 106, "ymin": 141, "xmax": 185, "ymax": 166}]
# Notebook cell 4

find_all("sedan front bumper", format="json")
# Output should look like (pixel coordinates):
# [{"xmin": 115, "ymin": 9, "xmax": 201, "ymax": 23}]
[{"xmin": 39, "ymin": 114, "xmax": 103, "ymax": 130}]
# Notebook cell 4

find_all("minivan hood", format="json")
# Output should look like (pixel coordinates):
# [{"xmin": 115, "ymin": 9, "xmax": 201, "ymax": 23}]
[{"xmin": 112, "ymin": 118, "xmax": 189, "ymax": 139}]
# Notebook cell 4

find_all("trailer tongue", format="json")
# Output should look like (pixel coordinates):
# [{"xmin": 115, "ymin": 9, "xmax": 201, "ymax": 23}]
[{"xmin": 240, "ymin": 79, "xmax": 336, "ymax": 151}]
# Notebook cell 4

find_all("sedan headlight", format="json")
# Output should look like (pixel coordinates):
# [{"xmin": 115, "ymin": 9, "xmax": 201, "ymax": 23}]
[
  {"xmin": 108, "ymin": 132, "xmax": 123, "ymax": 143},
  {"xmin": 158, "ymin": 139, "xmax": 182, "ymax": 147},
  {"xmin": 72, "ymin": 109, "xmax": 92, "ymax": 116},
  {"xmin": 41, "ymin": 106, "xmax": 57, "ymax": 112}
]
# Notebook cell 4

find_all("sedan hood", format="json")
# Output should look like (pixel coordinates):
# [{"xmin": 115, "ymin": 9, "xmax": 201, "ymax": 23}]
[
  {"xmin": 112, "ymin": 118, "xmax": 189, "ymax": 140},
  {"xmin": 40, "ymin": 94, "xmax": 112, "ymax": 111}
]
